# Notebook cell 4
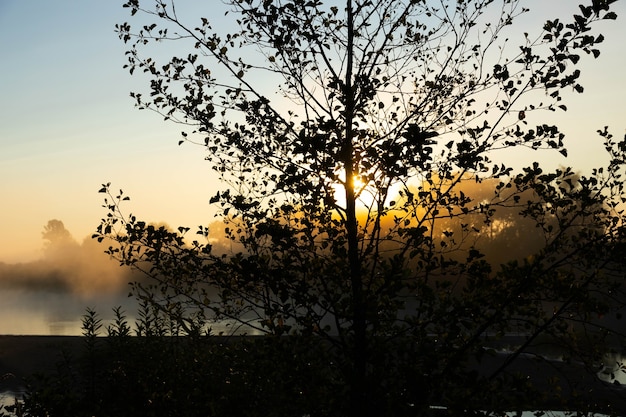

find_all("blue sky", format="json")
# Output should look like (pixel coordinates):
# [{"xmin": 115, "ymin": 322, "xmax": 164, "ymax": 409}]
[
  {"xmin": 0, "ymin": 0, "xmax": 624, "ymax": 263},
  {"xmin": 0, "ymin": 1, "xmax": 224, "ymax": 262}
]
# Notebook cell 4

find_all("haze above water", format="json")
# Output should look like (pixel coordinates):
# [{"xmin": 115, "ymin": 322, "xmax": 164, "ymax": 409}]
[{"xmin": 0, "ymin": 220, "xmax": 140, "ymax": 335}]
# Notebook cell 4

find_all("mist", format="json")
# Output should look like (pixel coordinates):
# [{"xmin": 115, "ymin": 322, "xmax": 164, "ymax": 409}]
[
  {"xmin": 0, "ymin": 175, "xmax": 608, "ymax": 335},
  {"xmin": 0, "ymin": 220, "xmax": 141, "ymax": 335},
  {"xmin": 0, "ymin": 217, "xmax": 246, "ymax": 335}
]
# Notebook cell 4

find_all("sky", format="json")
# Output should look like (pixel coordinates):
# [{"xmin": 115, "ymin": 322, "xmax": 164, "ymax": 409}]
[
  {"xmin": 0, "ymin": 0, "xmax": 624, "ymax": 334},
  {"xmin": 0, "ymin": 1, "xmax": 226, "ymax": 264}
]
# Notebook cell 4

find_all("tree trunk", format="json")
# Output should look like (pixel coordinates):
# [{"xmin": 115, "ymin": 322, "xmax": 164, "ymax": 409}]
[{"xmin": 344, "ymin": 1, "xmax": 369, "ymax": 416}]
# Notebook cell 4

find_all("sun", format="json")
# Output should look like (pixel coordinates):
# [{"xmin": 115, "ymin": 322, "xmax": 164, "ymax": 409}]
[
  {"xmin": 351, "ymin": 175, "xmax": 366, "ymax": 193},
  {"xmin": 332, "ymin": 175, "xmax": 379, "ymax": 210}
]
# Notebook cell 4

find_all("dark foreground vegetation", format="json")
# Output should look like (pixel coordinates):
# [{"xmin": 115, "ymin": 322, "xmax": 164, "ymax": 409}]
[
  {"xmin": 3, "ymin": 326, "xmax": 338, "ymax": 416},
  {"xmin": 1, "ymin": 307, "xmax": 626, "ymax": 417}
]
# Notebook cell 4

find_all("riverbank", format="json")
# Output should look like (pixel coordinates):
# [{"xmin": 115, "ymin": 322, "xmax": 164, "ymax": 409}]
[{"xmin": 0, "ymin": 336, "xmax": 84, "ymax": 392}]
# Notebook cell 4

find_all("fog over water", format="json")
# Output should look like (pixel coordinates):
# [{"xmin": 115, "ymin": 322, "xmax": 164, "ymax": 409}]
[
  {"xmin": 0, "ymin": 220, "xmax": 140, "ymax": 335},
  {"xmin": 0, "ymin": 216, "xmax": 243, "ymax": 335},
  {"xmin": 1, "ymin": 176, "xmax": 625, "ymax": 336}
]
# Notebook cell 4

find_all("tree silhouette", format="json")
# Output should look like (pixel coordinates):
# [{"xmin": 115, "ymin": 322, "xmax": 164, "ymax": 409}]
[
  {"xmin": 42, "ymin": 220, "xmax": 76, "ymax": 255},
  {"xmin": 94, "ymin": 1, "xmax": 625, "ymax": 415}
]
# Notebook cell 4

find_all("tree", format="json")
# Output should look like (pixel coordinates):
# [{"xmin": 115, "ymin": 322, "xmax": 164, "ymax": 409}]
[
  {"xmin": 97, "ymin": 1, "xmax": 625, "ymax": 415},
  {"xmin": 42, "ymin": 219, "xmax": 77, "ymax": 255}
]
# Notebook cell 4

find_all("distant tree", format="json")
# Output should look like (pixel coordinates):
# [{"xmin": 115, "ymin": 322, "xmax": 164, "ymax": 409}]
[
  {"xmin": 42, "ymin": 219, "xmax": 71, "ymax": 242},
  {"xmin": 96, "ymin": 1, "xmax": 625, "ymax": 415},
  {"xmin": 42, "ymin": 220, "xmax": 77, "ymax": 255}
]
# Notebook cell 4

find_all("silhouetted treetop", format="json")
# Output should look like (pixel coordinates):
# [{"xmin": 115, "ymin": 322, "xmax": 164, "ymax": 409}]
[{"xmin": 92, "ymin": 1, "xmax": 626, "ymax": 416}]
